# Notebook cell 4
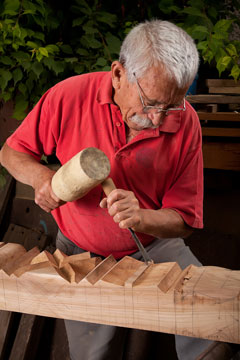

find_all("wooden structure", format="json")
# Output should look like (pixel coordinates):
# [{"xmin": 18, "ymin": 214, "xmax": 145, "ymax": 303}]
[
  {"xmin": 0, "ymin": 242, "xmax": 239, "ymax": 344},
  {"xmin": 186, "ymin": 79, "xmax": 240, "ymax": 171}
]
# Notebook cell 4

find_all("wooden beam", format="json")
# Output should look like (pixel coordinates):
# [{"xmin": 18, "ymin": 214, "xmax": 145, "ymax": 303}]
[
  {"xmin": 208, "ymin": 87, "xmax": 240, "ymax": 94},
  {"xmin": 186, "ymin": 94, "xmax": 240, "ymax": 104},
  {"xmin": 206, "ymin": 79, "xmax": 240, "ymax": 87},
  {"xmin": 8, "ymin": 314, "xmax": 44, "ymax": 360},
  {"xmin": 202, "ymin": 141, "xmax": 240, "ymax": 171},
  {"xmin": 0, "ymin": 243, "xmax": 239, "ymax": 344},
  {"xmin": 198, "ymin": 112, "xmax": 240, "ymax": 122},
  {"xmin": 201, "ymin": 127, "xmax": 240, "ymax": 137}
]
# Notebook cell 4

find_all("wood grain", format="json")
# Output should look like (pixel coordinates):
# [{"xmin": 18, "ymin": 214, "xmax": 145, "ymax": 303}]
[{"xmin": 0, "ymin": 242, "xmax": 239, "ymax": 344}]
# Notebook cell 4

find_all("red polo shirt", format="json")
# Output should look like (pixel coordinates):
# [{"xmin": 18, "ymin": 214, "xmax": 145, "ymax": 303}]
[{"xmin": 7, "ymin": 72, "xmax": 203, "ymax": 258}]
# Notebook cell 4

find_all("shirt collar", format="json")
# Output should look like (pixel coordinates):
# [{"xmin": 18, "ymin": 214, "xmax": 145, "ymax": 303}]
[{"xmin": 96, "ymin": 72, "xmax": 114, "ymax": 105}]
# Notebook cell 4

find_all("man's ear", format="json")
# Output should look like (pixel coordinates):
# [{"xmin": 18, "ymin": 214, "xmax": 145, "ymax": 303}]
[{"xmin": 111, "ymin": 61, "xmax": 125, "ymax": 90}]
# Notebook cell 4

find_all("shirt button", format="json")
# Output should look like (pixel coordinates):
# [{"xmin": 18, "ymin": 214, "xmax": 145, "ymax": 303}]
[{"xmin": 116, "ymin": 122, "xmax": 121, "ymax": 127}]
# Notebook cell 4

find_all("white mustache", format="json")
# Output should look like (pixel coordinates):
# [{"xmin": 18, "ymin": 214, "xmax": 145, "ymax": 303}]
[{"xmin": 129, "ymin": 114, "xmax": 158, "ymax": 129}]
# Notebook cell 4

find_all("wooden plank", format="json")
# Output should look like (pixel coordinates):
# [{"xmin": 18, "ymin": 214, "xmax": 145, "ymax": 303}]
[
  {"xmin": 209, "ymin": 87, "xmax": 240, "ymax": 94},
  {"xmin": 0, "ymin": 311, "xmax": 17, "ymax": 360},
  {"xmin": 0, "ymin": 244, "xmax": 239, "ymax": 344},
  {"xmin": 206, "ymin": 79, "xmax": 240, "ymax": 87},
  {"xmin": 202, "ymin": 141, "xmax": 240, "ymax": 171},
  {"xmin": 0, "ymin": 174, "xmax": 14, "ymax": 227},
  {"xmin": 198, "ymin": 112, "xmax": 240, "ymax": 121},
  {"xmin": 9, "ymin": 314, "xmax": 45, "ymax": 360},
  {"xmin": 186, "ymin": 94, "xmax": 240, "ymax": 104},
  {"xmin": 201, "ymin": 127, "xmax": 240, "ymax": 137}
]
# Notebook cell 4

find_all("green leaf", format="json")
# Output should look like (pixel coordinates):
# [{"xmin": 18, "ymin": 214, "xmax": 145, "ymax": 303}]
[
  {"xmin": 76, "ymin": 48, "xmax": 89, "ymax": 56},
  {"xmin": 191, "ymin": 26, "xmax": 208, "ymax": 41},
  {"xmin": 230, "ymin": 64, "xmax": 240, "ymax": 81},
  {"xmin": 22, "ymin": 9, "xmax": 36, "ymax": 15},
  {"xmin": 0, "ymin": 56, "xmax": 13, "ymax": 65},
  {"xmin": 207, "ymin": 6, "xmax": 218, "ymax": 19},
  {"xmin": 188, "ymin": 0, "xmax": 204, "ymax": 8},
  {"xmin": 65, "ymin": 57, "xmax": 78, "ymax": 63},
  {"xmin": 51, "ymin": 61, "xmax": 65, "ymax": 75},
  {"xmin": 220, "ymin": 56, "xmax": 232, "ymax": 67},
  {"xmin": 45, "ymin": 44, "xmax": 59, "ymax": 54},
  {"xmin": 12, "ymin": 51, "xmax": 31, "ymax": 60},
  {"xmin": 182, "ymin": 7, "xmax": 205, "ymax": 17},
  {"xmin": 21, "ymin": 61, "xmax": 31, "ymax": 71},
  {"xmin": 95, "ymin": 57, "xmax": 107, "ymax": 66},
  {"xmin": 214, "ymin": 19, "xmax": 232, "ymax": 33},
  {"xmin": 43, "ymin": 57, "xmax": 55, "ymax": 70},
  {"xmin": 60, "ymin": 44, "xmax": 73, "ymax": 54},
  {"xmin": 4, "ymin": 0, "xmax": 20, "ymax": 11},
  {"xmin": 18, "ymin": 82, "xmax": 27, "ymax": 95},
  {"xmin": 34, "ymin": 32, "xmax": 45, "ymax": 41},
  {"xmin": 13, "ymin": 98, "xmax": 28, "ymax": 120},
  {"xmin": 226, "ymin": 44, "xmax": 238, "ymax": 57},
  {"xmin": 106, "ymin": 33, "xmax": 121, "ymax": 55},
  {"xmin": 0, "ymin": 69, "xmax": 12, "ymax": 91},
  {"xmin": 83, "ymin": 24, "xmax": 98, "ymax": 34},
  {"xmin": 39, "ymin": 47, "xmax": 48, "ymax": 57},
  {"xmin": 31, "ymin": 62, "xmax": 44, "ymax": 78},
  {"xmin": 95, "ymin": 12, "xmax": 117, "ymax": 27},
  {"xmin": 26, "ymin": 41, "xmax": 39, "ymax": 48},
  {"xmin": 2, "ymin": 10, "xmax": 18, "ymax": 15},
  {"xmin": 73, "ymin": 63, "xmax": 85, "ymax": 74},
  {"xmin": 86, "ymin": 36, "xmax": 102, "ymax": 49},
  {"xmin": 72, "ymin": 17, "xmax": 84, "ymax": 27},
  {"xmin": 13, "ymin": 67, "xmax": 23, "ymax": 85}
]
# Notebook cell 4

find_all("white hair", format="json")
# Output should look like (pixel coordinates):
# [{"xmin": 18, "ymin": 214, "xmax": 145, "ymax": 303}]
[{"xmin": 119, "ymin": 19, "xmax": 199, "ymax": 88}]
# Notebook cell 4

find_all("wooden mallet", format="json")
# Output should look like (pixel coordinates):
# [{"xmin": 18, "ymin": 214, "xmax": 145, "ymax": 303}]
[{"xmin": 51, "ymin": 147, "xmax": 153, "ymax": 264}]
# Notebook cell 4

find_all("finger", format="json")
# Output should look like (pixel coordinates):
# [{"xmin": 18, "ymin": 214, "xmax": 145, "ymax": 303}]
[
  {"xmin": 113, "ymin": 209, "xmax": 141, "ymax": 228},
  {"xmin": 99, "ymin": 198, "xmax": 108, "ymax": 208},
  {"xmin": 106, "ymin": 189, "xmax": 132, "ymax": 207},
  {"xmin": 108, "ymin": 197, "xmax": 139, "ymax": 217}
]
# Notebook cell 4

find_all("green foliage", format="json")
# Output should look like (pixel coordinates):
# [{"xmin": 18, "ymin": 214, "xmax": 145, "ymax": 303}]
[
  {"xmin": 0, "ymin": 0, "xmax": 239, "ymax": 124},
  {"xmin": 163, "ymin": 0, "xmax": 240, "ymax": 81},
  {"xmin": 0, "ymin": 0, "xmax": 123, "ymax": 120}
]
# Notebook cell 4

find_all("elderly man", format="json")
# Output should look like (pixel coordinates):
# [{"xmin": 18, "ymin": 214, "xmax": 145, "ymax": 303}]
[{"xmin": 0, "ymin": 19, "xmax": 234, "ymax": 360}]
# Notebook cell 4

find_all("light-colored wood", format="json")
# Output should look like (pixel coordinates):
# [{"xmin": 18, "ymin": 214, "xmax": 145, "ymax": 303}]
[
  {"xmin": 51, "ymin": 147, "xmax": 110, "ymax": 202},
  {"xmin": 0, "ymin": 242, "xmax": 239, "ymax": 344},
  {"xmin": 0, "ymin": 243, "xmax": 26, "ymax": 271}
]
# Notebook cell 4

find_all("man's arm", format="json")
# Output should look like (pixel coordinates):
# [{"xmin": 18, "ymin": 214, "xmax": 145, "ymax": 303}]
[
  {"xmin": 0, "ymin": 143, "xmax": 62, "ymax": 212},
  {"xmin": 100, "ymin": 189, "xmax": 193, "ymax": 239}
]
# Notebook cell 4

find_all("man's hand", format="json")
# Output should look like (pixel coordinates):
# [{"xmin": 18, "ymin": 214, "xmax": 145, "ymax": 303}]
[
  {"xmin": 33, "ymin": 168, "xmax": 64, "ymax": 213},
  {"xmin": 99, "ymin": 189, "xmax": 142, "ymax": 230}
]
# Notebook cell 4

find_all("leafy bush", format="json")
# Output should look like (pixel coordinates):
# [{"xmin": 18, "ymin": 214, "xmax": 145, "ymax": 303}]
[
  {"xmin": 0, "ymin": 0, "xmax": 124, "ymax": 120},
  {"xmin": 0, "ymin": 0, "xmax": 240, "ymax": 123}
]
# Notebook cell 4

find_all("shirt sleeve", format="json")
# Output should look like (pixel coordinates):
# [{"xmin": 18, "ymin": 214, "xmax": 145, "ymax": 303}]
[
  {"xmin": 6, "ymin": 87, "xmax": 59, "ymax": 161},
  {"xmin": 161, "ymin": 111, "xmax": 204, "ymax": 229}
]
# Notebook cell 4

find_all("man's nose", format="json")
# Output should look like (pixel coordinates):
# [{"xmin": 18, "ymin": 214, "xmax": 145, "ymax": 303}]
[{"xmin": 148, "ymin": 111, "xmax": 164, "ymax": 126}]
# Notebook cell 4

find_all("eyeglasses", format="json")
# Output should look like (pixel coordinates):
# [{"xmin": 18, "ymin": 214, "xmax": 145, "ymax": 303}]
[{"xmin": 133, "ymin": 72, "xmax": 186, "ymax": 115}]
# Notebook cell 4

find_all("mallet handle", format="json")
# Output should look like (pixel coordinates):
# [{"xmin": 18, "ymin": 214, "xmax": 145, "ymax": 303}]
[{"xmin": 101, "ymin": 178, "xmax": 116, "ymax": 196}]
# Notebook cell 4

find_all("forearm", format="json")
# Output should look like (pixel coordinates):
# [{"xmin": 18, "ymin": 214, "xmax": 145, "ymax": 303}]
[
  {"xmin": 138, "ymin": 208, "xmax": 193, "ymax": 239},
  {"xmin": 0, "ymin": 143, "xmax": 53, "ymax": 189}
]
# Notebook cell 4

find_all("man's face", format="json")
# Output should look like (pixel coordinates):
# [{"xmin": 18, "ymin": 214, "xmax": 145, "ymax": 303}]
[{"xmin": 112, "ymin": 63, "xmax": 188, "ymax": 132}]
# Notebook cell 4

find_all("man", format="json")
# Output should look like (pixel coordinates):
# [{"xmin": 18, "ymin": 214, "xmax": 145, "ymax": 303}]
[{"xmin": 0, "ymin": 20, "xmax": 235, "ymax": 360}]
